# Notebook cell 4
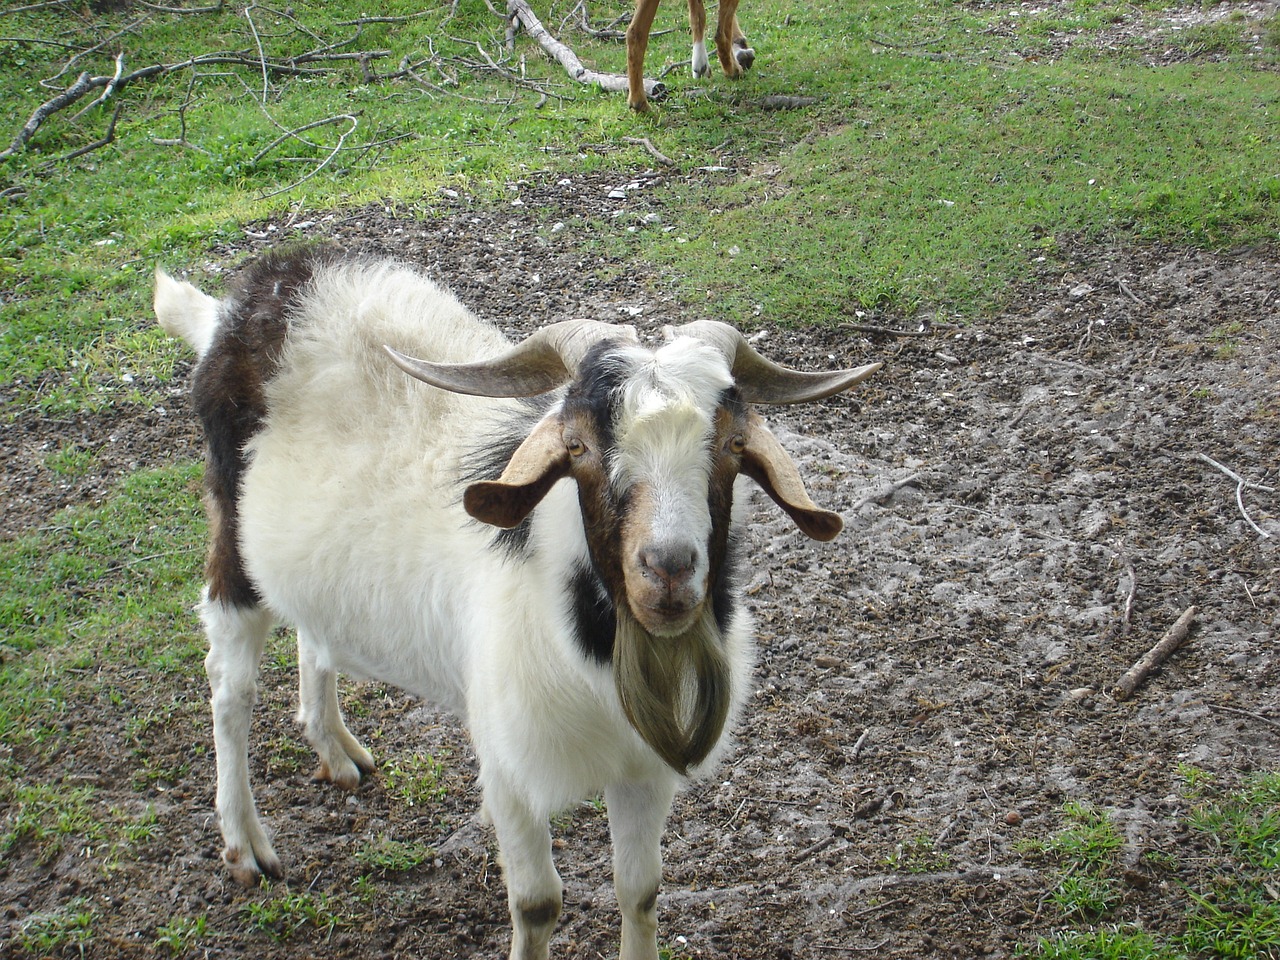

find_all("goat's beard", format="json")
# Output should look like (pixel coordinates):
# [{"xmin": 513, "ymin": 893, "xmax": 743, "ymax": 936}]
[{"xmin": 613, "ymin": 604, "xmax": 732, "ymax": 777}]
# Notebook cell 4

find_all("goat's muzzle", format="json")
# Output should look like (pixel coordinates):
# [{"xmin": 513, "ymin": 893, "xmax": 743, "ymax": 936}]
[{"xmin": 623, "ymin": 544, "xmax": 707, "ymax": 636}]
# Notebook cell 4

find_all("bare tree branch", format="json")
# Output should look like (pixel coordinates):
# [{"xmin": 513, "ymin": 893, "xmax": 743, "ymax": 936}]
[
  {"xmin": 2, "ymin": 71, "xmax": 100, "ymax": 162},
  {"xmin": 1, "ymin": 0, "xmax": 75, "ymax": 15},
  {"xmin": 59, "ymin": 99, "xmax": 125, "ymax": 163},
  {"xmin": 507, "ymin": 0, "xmax": 663, "ymax": 99}
]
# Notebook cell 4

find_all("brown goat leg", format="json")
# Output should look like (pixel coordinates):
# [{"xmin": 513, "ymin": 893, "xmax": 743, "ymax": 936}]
[{"xmin": 626, "ymin": 0, "xmax": 663, "ymax": 111}]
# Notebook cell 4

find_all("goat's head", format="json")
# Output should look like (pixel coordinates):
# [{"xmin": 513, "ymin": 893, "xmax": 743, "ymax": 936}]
[{"xmin": 385, "ymin": 321, "xmax": 880, "ymax": 773}]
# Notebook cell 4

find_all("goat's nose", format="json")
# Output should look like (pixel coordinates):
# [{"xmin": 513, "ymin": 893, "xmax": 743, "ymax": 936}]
[{"xmin": 639, "ymin": 546, "xmax": 697, "ymax": 588}]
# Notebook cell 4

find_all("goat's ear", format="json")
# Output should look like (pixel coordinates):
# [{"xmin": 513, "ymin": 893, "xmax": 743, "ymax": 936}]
[
  {"xmin": 464, "ymin": 415, "xmax": 571, "ymax": 528},
  {"xmin": 739, "ymin": 412, "xmax": 844, "ymax": 542}
]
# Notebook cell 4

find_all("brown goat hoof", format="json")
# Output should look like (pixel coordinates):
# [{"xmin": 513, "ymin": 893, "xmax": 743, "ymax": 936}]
[{"xmin": 735, "ymin": 44, "xmax": 756, "ymax": 71}]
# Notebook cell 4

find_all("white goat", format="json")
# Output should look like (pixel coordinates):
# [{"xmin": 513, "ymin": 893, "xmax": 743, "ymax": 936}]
[{"xmin": 154, "ymin": 246, "xmax": 879, "ymax": 960}]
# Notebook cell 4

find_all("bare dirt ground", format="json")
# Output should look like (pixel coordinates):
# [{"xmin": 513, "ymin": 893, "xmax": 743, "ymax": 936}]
[{"xmin": 1, "ymin": 169, "xmax": 1277, "ymax": 959}]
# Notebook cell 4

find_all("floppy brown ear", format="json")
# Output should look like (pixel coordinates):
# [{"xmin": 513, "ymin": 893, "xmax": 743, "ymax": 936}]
[
  {"xmin": 739, "ymin": 412, "xmax": 844, "ymax": 542},
  {"xmin": 464, "ymin": 416, "xmax": 571, "ymax": 528}
]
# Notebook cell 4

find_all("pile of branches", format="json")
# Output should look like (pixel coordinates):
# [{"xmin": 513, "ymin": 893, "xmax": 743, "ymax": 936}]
[{"xmin": 0, "ymin": 0, "xmax": 664, "ymax": 189}]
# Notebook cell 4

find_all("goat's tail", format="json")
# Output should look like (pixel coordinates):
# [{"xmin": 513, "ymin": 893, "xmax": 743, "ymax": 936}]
[{"xmin": 154, "ymin": 267, "xmax": 219, "ymax": 359}]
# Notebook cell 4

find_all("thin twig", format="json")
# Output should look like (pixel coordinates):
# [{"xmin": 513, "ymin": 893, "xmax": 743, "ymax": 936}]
[
  {"xmin": 850, "ymin": 728, "xmax": 871, "ymax": 760},
  {"xmin": 1111, "ymin": 605, "xmax": 1197, "ymax": 701},
  {"xmin": 136, "ymin": 0, "xmax": 225, "ymax": 12},
  {"xmin": 1205, "ymin": 703, "xmax": 1280, "ymax": 732},
  {"xmin": 244, "ymin": 4, "xmax": 271, "ymax": 104},
  {"xmin": 852, "ymin": 473, "xmax": 922, "ymax": 511},
  {"xmin": 1194, "ymin": 453, "xmax": 1274, "ymax": 539},
  {"xmin": 1, "ymin": 0, "xmax": 75, "ymax": 15},
  {"xmin": 839, "ymin": 322, "xmax": 936, "ymax": 338},
  {"xmin": 1120, "ymin": 556, "xmax": 1137, "ymax": 639},
  {"xmin": 256, "ymin": 114, "xmax": 358, "ymax": 200}
]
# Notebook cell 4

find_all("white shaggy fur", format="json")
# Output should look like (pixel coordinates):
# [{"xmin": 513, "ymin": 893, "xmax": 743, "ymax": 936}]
[{"xmin": 157, "ymin": 259, "xmax": 757, "ymax": 960}]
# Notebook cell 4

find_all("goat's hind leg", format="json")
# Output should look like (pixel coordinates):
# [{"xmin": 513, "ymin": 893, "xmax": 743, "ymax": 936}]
[
  {"xmin": 296, "ymin": 635, "xmax": 375, "ymax": 790},
  {"xmin": 714, "ymin": 0, "xmax": 754, "ymax": 77},
  {"xmin": 202, "ymin": 595, "xmax": 281, "ymax": 884}
]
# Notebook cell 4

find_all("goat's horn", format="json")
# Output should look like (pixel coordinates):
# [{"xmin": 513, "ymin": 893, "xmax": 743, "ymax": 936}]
[
  {"xmin": 385, "ymin": 319, "xmax": 637, "ymax": 398},
  {"xmin": 665, "ymin": 320, "xmax": 882, "ymax": 405}
]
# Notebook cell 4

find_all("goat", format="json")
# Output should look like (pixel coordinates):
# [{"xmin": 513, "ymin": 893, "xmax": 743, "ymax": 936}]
[
  {"xmin": 153, "ymin": 246, "xmax": 879, "ymax": 960},
  {"xmin": 627, "ymin": 0, "xmax": 754, "ymax": 112}
]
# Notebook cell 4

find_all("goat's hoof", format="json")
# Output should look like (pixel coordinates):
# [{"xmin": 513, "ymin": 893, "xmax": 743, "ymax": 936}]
[
  {"xmin": 224, "ymin": 845, "xmax": 283, "ymax": 886},
  {"xmin": 312, "ymin": 760, "xmax": 362, "ymax": 791},
  {"xmin": 735, "ymin": 45, "xmax": 756, "ymax": 72}
]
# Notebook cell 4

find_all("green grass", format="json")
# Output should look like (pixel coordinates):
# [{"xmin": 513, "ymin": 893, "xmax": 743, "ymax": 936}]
[
  {"xmin": 2, "ymin": 0, "xmax": 1277, "ymax": 410},
  {"xmin": 382, "ymin": 752, "xmax": 448, "ymax": 808},
  {"xmin": 0, "ymin": 463, "xmax": 206, "ymax": 885},
  {"xmin": 242, "ymin": 884, "xmax": 350, "ymax": 942},
  {"xmin": 11, "ymin": 897, "xmax": 99, "ymax": 958},
  {"xmin": 153, "ymin": 915, "xmax": 209, "ymax": 957},
  {"xmin": 354, "ymin": 834, "xmax": 437, "ymax": 874},
  {"xmin": 1020, "ymin": 774, "xmax": 1280, "ymax": 959}
]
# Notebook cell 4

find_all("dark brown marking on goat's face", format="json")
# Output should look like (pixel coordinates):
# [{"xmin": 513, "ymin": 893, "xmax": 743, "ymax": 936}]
[{"xmin": 194, "ymin": 245, "xmax": 343, "ymax": 606}]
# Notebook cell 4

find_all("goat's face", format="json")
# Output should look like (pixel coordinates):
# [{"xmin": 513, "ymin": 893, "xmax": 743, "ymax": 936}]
[
  {"xmin": 386, "ymin": 320, "xmax": 880, "ymax": 772},
  {"xmin": 568, "ymin": 339, "xmax": 735, "ymax": 636}
]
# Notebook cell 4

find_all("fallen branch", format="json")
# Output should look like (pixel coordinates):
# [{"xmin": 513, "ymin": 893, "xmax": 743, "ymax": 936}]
[
  {"xmin": 1194, "ymin": 452, "xmax": 1274, "ymax": 539},
  {"xmin": 1111, "ymin": 605, "xmax": 1197, "ymax": 701},
  {"xmin": 507, "ymin": 0, "xmax": 662, "ymax": 100}
]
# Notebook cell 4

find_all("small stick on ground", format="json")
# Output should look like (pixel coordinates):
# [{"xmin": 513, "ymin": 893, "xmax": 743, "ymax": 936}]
[
  {"xmin": 851, "ymin": 474, "xmax": 921, "ymax": 511},
  {"xmin": 1112, "ymin": 605, "xmax": 1197, "ymax": 701},
  {"xmin": 1206, "ymin": 703, "xmax": 1280, "ymax": 732},
  {"xmin": 1120, "ymin": 556, "xmax": 1137, "ymax": 639},
  {"xmin": 622, "ymin": 136, "xmax": 674, "ymax": 167}
]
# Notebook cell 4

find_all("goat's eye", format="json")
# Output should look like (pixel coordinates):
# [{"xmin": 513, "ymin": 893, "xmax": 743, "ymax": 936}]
[
  {"xmin": 728, "ymin": 434, "xmax": 747, "ymax": 454},
  {"xmin": 567, "ymin": 438, "xmax": 588, "ymax": 457}
]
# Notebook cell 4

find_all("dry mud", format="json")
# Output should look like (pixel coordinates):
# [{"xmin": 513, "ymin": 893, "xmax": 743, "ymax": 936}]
[{"xmin": 1, "ymin": 170, "xmax": 1277, "ymax": 958}]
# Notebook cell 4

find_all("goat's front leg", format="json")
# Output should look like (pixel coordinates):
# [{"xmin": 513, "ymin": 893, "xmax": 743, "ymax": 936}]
[
  {"xmin": 202, "ymin": 595, "xmax": 280, "ymax": 885},
  {"xmin": 714, "ymin": 0, "xmax": 754, "ymax": 78},
  {"xmin": 296, "ymin": 635, "xmax": 375, "ymax": 790},
  {"xmin": 606, "ymin": 778, "xmax": 678, "ymax": 960},
  {"xmin": 688, "ymin": 0, "xmax": 709, "ymax": 78},
  {"xmin": 487, "ymin": 784, "xmax": 563, "ymax": 960}
]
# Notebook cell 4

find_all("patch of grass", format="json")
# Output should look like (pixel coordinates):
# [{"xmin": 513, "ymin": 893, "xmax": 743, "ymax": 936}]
[
  {"xmin": 242, "ymin": 885, "xmax": 350, "ymax": 943},
  {"xmin": 11, "ymin": 897, "xmax": 99, "ymax": 958},
  {"xmin": 1021, "ymin": 774, "xmax": 1280, "ymax": 959},
  {"xmin": 382, "ymin": 752, "xmax": 447, "ymax": 808},
  {"xmin": 152, "ymin": 915, "xmax": 209, "ymax": 957},
  {"xmin": 2, "ymin": 782, "xmax": 104, "ymax": 865},
  {"xmin": 44, "ymin": 443, "xmax": 95, "ymax": 479},
  {"xmin": 354, "ymin": 834, "xmax": 436, "ymax": 874},
  {"xmin": 2, "ymin": 0, "xmax": 1276, "ymax": 409},
  {"xmin": 1019, "ymin": 925, "xmax": 1179, "ymax": 960},
  {"xmin": 885, "ymin": 833, "xmax": 953, "ymax": 873}
]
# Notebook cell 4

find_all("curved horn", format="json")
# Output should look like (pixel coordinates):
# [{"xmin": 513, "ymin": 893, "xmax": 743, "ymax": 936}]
[
  {"xmin": 665, "ymin": 319, "xmax": 881, "ymax": 405},
  {"xmin": 385, "ymin": 319, "xmax": 637, "ymax": 398}
]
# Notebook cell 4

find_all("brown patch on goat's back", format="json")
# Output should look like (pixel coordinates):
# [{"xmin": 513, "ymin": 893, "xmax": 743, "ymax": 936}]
[{"xmin": 194, "ymin": 245, "xmax": 344, "ymax": 606}]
